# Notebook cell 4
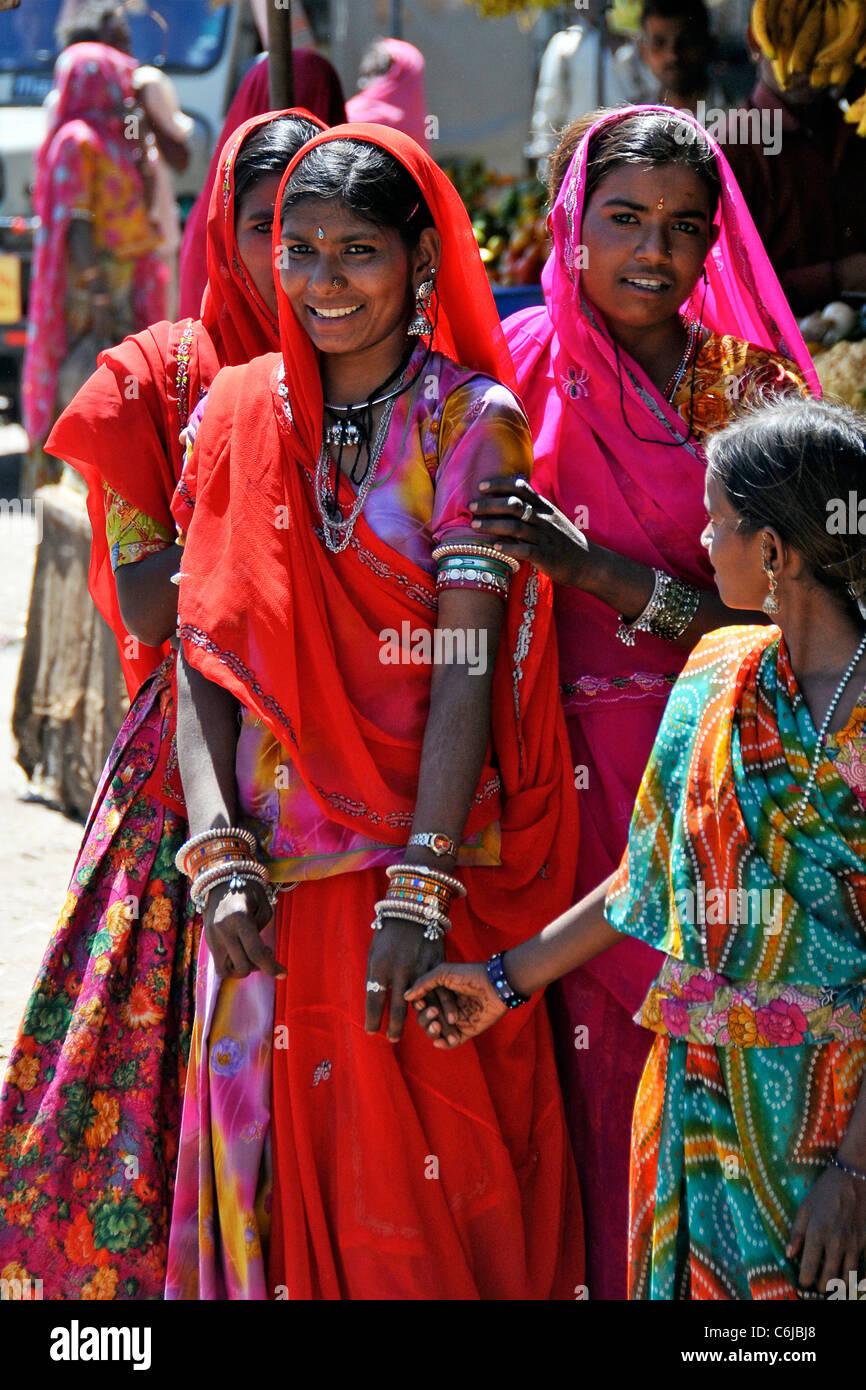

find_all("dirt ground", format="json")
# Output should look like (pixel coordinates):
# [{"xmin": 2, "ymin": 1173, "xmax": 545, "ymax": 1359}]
[{"xmin": 0, "ymin": 508, "xmax": 84, "ymax": 1073}]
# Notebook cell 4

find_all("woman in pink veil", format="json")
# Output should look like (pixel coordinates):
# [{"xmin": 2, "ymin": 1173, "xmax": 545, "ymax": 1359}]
[
  {"xmin": 346, "ymin": 38, "xmax": 429, "ymax": 148},
  {"xmin": 469, "ymin": 105, "xmax": 818, "ymax": 1299}
]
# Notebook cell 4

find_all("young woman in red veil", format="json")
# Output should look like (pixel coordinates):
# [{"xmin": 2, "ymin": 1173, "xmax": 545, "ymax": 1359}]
[
  {"xmin": 0, "ymin": 110, "xmax": 323, "ymax": 1300},
  {"xmin": 165, "ymin": 124, "xmax": 583, "ymax": 1300}
]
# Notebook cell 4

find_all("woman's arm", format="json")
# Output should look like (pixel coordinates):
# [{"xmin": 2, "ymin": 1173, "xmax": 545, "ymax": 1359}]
[
  {"xmin": 405, "ymin": 874, "xmax": 622, "ymax": 1046},
  {"xmin": 66, "ymin": 219, "xmax": 113, "ymax": 339},
  {"xmin": 176, "ymin": 647, "xmax": 283, "ymax": 978},
  {"xmin": 115, "ymin": 543, "xmax": 182, "ymax": 648},
  {"xmin": 787, "ymin": 1070, "xmax": 866, "ymax": 1293},
  {"xmin": 469, "ymin": 475, "xmax": 763, "ymax": 650},
  {"xmin": 365, "ymin": 585, "xmax": 505, "ymax": 1042}
]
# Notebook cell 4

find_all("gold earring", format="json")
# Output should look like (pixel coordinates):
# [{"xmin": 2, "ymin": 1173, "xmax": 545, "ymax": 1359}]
[{"xmin": 761, "ymin": 534, "xmax": 780, "ymax": 616}]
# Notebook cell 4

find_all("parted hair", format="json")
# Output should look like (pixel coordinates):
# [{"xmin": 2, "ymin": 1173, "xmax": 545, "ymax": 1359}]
[
  {"xmin": 280, "ymin": 138, "xmax": 434, "ymax": 246},
  {"xmin": 547, "ymin": 109, "xmax": 722, "ymax": 213},
  {"xmin": 232, "ymin": 114, "xmax": 323, "ymax": 217}
]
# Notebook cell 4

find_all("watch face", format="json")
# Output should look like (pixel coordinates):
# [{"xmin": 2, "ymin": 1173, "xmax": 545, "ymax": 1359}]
[{"xmin": 432, "ymin": 834, "xmax": 450, "ymax": 854}]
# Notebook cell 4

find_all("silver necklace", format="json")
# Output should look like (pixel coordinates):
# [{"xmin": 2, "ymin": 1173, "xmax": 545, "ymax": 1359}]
[
  {"xmin": 315, "ymin": 390, "xmax": 399, "ymax": 553},
  {"xmin": 792, "ymin": 630, "xmax": 866, "ymax": 826}
]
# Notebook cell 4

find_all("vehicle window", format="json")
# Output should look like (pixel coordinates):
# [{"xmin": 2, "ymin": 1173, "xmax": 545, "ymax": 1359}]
[{"xmin": 0, "ymin": 1, "xmax": 229, "ymax": 74}]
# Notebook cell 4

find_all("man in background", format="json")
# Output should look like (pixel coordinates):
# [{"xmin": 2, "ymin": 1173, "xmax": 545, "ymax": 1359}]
[
  {"xmin": 620, "ymin": 0, "xmax": 729, "ymax": 114},
  {"xmin": 527, "ymin": 0, "xmax": 645, "ymax": 169},
  {"xmin": 723, "ymin": 20, "xmax": 866, "ymax": 315}
]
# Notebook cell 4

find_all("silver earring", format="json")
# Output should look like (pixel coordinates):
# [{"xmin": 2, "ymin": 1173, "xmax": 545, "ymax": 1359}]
[
  {"xmin": 407, "ymin": 273, "xmax": 436, "ymax": 338},
  {"xmin": 761, "ymin": 534, "xmax": 780, "ymax": 616}
]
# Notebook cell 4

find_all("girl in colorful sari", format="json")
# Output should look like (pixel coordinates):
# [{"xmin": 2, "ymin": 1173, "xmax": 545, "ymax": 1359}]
[
  {"xmin": 0, "ymin": 110, "xmax": 323, "ymax": 1301},
  {"xmin": 468, "ymin": 104, "xmax": 816, "ymax": 1298},
  {"xmin": 410, "ymin": 397, "xmax": 866, "ymax": 1301},
  {"xmin": 22, "ymin": 41, "xmax": 167, "ymax": 474},
  {"xmin": 165, "ymin": 124, "xmax": 583, "ymax": 1300}
]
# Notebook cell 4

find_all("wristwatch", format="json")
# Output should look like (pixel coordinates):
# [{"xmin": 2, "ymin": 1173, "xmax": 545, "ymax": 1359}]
[{"xmin": 407, "ymin": 832, "xmax": 458, "ymax": 858}]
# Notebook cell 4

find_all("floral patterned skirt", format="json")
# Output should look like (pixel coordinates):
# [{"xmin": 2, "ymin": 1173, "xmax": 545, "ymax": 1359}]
[{"xmin": 0, "ymin": 656, "xmax": 199, "ymax": 1299}]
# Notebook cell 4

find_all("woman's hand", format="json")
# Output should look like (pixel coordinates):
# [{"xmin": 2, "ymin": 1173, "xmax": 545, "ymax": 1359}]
[
  {"xmin": 404, "ymin": 961, "xmax": 507, "ymax": 1049},
  {"xmin": 468, "ymin": 475, "xmax": 592, "ymax": 589},
  {"xmin": 203, "ymin": 878, "xmax": 285, "ymax": 980},
  {"xmin": 787, "ymin": 1164, "xmax": 866, "ymax": 1293},
  {"xmin": 365, "ymin": 916, "xmax": 459, "ymax": 1044}
]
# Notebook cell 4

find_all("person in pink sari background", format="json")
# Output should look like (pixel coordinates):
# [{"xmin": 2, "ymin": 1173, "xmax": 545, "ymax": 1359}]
[
  {"xmin": 177, "ymin": 50, "xmax": 345, "ymax": 319},
  {"xmin": 22, "ymin": 41, "xmax": 166, "ymax": 454},
  {"xmin": 346, "ymin": 38, "xmax": 429, "ymax": 149},
  {"xmin": 468, "ymin": 105, "xmax": 818, "ymax": 1299}
]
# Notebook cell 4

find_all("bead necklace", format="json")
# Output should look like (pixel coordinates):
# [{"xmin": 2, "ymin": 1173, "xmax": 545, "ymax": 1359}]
[
  {"xmin": 663, "ymin": 318, "xmax": 701, "ymax": 402},
  {"xmin": 792, "ymin": 630, "xmax": 866, "ymax": 826},
  {"xmin": 315, "ymin": 389, "xmax": 399, "ymax": 553}
]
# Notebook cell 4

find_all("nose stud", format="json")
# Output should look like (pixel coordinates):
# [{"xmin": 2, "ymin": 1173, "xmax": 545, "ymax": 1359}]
[{"xmin": 332, "ymin": 276, "xmax": 344, "ymax": 289}]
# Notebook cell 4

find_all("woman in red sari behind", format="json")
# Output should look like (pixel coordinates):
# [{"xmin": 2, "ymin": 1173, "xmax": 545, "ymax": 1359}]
[{"xmin": 165, "ymin": 125, "xmax": 582, "ymax": 1300}]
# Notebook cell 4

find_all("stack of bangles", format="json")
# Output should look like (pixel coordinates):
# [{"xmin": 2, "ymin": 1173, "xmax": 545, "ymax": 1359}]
[
  {"xmin": 616, "ymin": 567, "xmax": 700, "ymax": 646},
  {"xmin": 432, "ymin": 542, "xmax": 520, "ymax": 599},
  {"xmin": 175, "ymin": 827, "xmax": 278, "ymax": 912},
  {"xmin": 373, "ymin": 863, "xmax": 467, "ymax": 942}
]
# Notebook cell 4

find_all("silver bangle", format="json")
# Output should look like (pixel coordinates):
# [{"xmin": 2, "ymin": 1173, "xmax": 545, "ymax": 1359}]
[{"xmin": 616, "ymin": 569, "xmax": 700, "ymax": 646}]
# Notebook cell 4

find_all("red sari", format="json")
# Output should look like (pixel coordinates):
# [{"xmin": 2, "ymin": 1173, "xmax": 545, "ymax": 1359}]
[
  {"xmin": 167, "ymin": 126, "xmax": 583, "ymax": 1299},
  {"xmin": 0, "ymin": 114, "xmax": 306, "ymax": 1301}
]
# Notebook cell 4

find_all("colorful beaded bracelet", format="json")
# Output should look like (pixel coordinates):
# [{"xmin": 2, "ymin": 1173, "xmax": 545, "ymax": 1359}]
[
  {"xmin": 386, "ymin": 863, "xmax": 466, "ymax": 897},
  {"xmin": 486, "ymin": 951, "xmax": 530, "ymax": 1009}
]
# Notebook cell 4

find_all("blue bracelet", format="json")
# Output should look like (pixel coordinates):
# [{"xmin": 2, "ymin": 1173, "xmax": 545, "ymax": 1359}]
[{"xmin": 486, "ymin": 951, "xmax": 530, "ymax": 1009}]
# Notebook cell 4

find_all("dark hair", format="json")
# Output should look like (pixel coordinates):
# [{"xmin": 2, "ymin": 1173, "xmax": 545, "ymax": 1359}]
[
  {"xmin": 280, "ymin": 138, "xmax": 434, "ymax": 246},
  {"xmin": 640, "ymin": 0, "xmax": 710, "ymax": 35},
  {"xmin": 232, "ymin": 114, "xmax": 322, "ymax": 217},
  {"xmin": 56, "ymin": 0, "xmax": 122, "ymax": 47},
  {"xmin": 548, "ymin": 109, "xmax": 721, "ymax": 214},
  {"xmin": 705, "ymin": 399, "xmax": 866, "ymax": 614}
]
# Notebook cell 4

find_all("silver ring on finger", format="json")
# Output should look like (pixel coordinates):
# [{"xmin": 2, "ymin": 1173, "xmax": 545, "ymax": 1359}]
[
  {"xmin": 366, "ymin": 980, "xmax": 387, "ymax": 993},
  {"xmin": 520, "ymin": 501, "xmax": 533, "ymax": 523}
]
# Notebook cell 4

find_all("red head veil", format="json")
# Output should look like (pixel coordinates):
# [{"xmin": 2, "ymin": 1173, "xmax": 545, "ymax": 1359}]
[
  {"xmin": 271, "ymin": 122, "xmax": 517, "ymax": 465},
  {"xmin": 46, "ymin": 109, "xmax": 322, "ymax": 700},
  {"xmin": 201, "ymin": 107, "xmax": 327, "ymax": 364}
]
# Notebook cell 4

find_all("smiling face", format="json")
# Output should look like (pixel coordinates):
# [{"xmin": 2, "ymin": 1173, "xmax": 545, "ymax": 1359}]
[
  {"xmin": 235, "ymin": 172, "xmax": 285, "ymax": 317},
  {"xmin": 579, "ymin": 161, "xmax": 718, "ymax": 338},
  {"xmin": 701, "ymin": 470, "xmax": 767, "ymax": 610},
  {"xmin": 279, "ymin": 198, "xmax": 439, "ymax": 363}
]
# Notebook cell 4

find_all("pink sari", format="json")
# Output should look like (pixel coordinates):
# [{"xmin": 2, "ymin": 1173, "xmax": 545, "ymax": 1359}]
[
  {"xmin": 22, "ymin": 42, "xmax": 166, "ymax": 443},
  {"xmin": 505, "ymin": 104, "xmax": 818, "ymax": 1299}
]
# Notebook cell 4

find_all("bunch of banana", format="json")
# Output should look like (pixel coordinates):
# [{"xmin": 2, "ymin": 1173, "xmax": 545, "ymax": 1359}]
[
  {"xmin": 751, "ymin": 0, "xmax": 866, "ymax": 90},
  {"xmin": 845, "ymin": 88, "xmax": 866, "ymax": 134}
]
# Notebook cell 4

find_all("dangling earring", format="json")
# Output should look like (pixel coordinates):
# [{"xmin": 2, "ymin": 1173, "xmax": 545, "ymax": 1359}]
[
  {"xmin": 761, "ymin": 533, "xmax": 780, "ymax": 615},
  {"xmin": 407, "ymin": 271, "xmax": 436, "ymax": 337}
]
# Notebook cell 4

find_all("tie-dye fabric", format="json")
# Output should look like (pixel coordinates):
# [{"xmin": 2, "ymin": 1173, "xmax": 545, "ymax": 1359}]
[{"xmin": 605, "ymin": 625, "xmax": 866, "ymax": 1299}]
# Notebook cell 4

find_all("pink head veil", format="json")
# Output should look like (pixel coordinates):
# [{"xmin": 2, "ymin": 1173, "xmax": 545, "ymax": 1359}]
[
  {"xmin": 505, "ymin": 103, "xmax": 819, "ymax": 677},
  {"xmin": 345, "ymin": 39, "xmax": 429, "ymax": 148},
  {"xmin": 507, "ymin": 104, "xmax": 818, "ymax": 582}
]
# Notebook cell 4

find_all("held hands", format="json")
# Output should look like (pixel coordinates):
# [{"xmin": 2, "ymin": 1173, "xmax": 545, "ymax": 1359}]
[
  {"xmin": 787, "ymin": 1164, "xmax": 866, "ymax": 1294},
  {"xmin": 365, "ymin": 916, "xmax": 460, "ymax": 1044},
  {"xmin": 469, "ymin": 475, "xmax": 591, "ymax": 589},
  {"xmin": 203, "ymin": 878, "xmax": 285, "ymax": 980},
  {"xmin": 404, "ymin": 961, "xmax": 507, "ymax": 1049}
]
